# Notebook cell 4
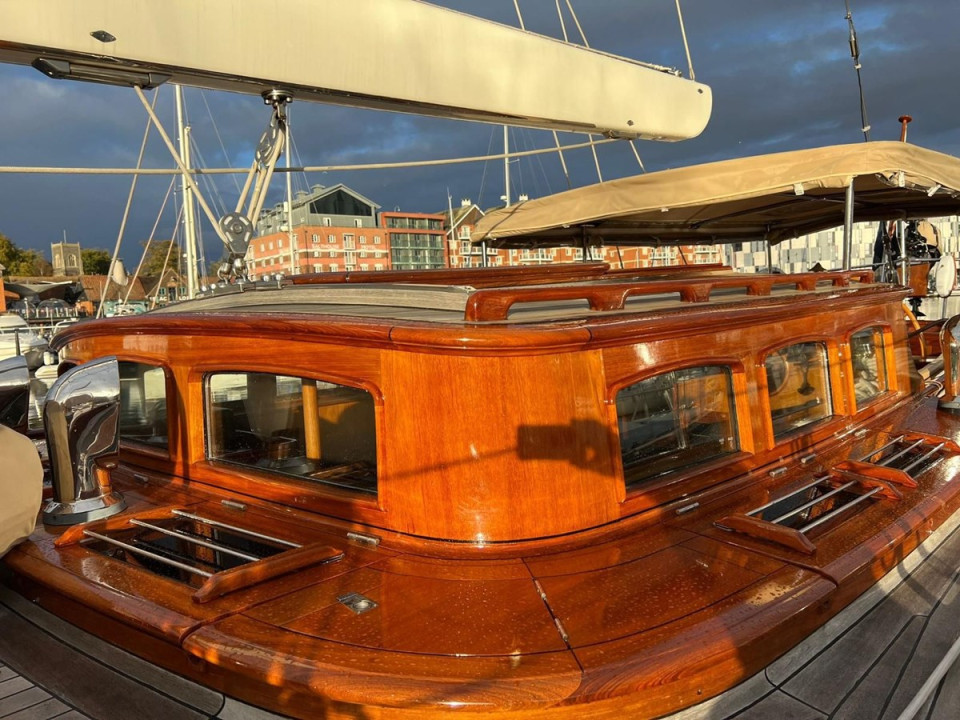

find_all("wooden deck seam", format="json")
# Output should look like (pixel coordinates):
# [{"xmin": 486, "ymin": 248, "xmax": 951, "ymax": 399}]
[
  {"xmin": 766, "ymin": 514, "xmax": 960, "ymax": 685},
  {"xmin": 0, "ymin": 688, "xmax": 64, "ymax": 720},
  {"xmin": 0, "ymin": 675, "xmax": 85, "ymax": 720}
]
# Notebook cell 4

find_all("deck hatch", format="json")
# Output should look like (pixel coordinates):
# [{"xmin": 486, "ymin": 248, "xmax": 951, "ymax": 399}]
[
  {"xmin": 717, "ymin": 433, "xmax": 958, "ymax": 554},
  {"xmin": 69, "ymin": 506, "xmax": 343, "ymax": 602}
]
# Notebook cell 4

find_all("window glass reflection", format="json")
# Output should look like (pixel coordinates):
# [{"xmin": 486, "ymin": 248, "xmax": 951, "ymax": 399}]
[{"xmin": 616, "ymin": 366, "xmax": 738, "ymax": 486}]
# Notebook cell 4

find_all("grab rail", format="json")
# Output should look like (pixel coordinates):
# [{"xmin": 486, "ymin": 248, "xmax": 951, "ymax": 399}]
[{"xmin": 465, "ymin": 269, "xmax": 875, "ymax": 321}]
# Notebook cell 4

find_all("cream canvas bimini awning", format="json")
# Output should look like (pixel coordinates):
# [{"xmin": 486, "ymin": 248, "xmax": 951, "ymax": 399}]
[{"xmin": 473, "ymin": 142, "xmax": 960, "ymax": 247}]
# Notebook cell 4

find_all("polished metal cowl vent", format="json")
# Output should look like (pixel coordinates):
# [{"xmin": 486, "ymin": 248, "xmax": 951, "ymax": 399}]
[{"xmin": 42, "ymin": 356, "xmax": 127, "ymax": 525}]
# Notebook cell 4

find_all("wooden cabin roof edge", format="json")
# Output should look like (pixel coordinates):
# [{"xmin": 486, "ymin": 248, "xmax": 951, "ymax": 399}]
[{"xmin": 52, "ymin": 284, "xmax": 906, "ymax": 356}]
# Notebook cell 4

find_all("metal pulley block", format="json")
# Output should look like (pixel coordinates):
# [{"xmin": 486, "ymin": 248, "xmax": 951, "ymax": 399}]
[
  {"xmin": 255, "ymin": 115, "xmax": 284, "ymax": 165},
  {"xmin": 219, "ymin": 212, "xmax": 254, "ymax": 255}
]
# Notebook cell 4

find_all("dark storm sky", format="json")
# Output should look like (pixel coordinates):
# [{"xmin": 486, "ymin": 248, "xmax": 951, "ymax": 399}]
[{"xmin": 0, "ymin": 0, "xmax": 957, "ymax": 268}]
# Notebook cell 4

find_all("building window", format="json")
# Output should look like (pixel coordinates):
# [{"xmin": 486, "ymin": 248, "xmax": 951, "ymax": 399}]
[
  {"xmin": 118, "ymin": 361, "xmax": 168, "ymax": 450},
  {"xmin": 327, "ymin": 234, "xmax": 335, "ymax": 243},
  {"xmin": 360, "ymin": 251, "xmax": 367, "ymax": 258},
  {"xmin": 205, "ymin": 371, "xmax": 377, "ymax": 495},
  {"xmin": 312, "ymin": 234, "xmax": 319, "ymax": 243},
  {"xmin": 360, "ymin": 236, "xmax": 367, "ymax": 244},
  {"xmin": 375, "ymin": 263, "xmax": 384, "ymax": 271},
  {"xmin": 850, "ymin": 327, "xmax": 888, "ymax": 407},
  {"xmin": 354, "ymin": 219, "xmax": 362, "ymax": 228},
  {"xmin": 313, "ymin": 264, "xmax": 320, "ymax": 273},
  {"xmin": 361, "ymin": 264, "xmax": 369, "ymax": 270},
  {"xmin": 616, "ymin": 366, "xmax": 738, "ymax": 487},
  {"xmin": 323, "ymin": 217, "xmax": 332, "ymax": 227},
  {"xmin": 374, "ymin": 235, "xmax": 381, "ymax": 244},
  {"xmin": 331, "ymin": 263, "xmax": 339, "ymax": 272},
  {"xmin": 268, "ymin": 241, "xmax": 274, "ymax": 250},
  {"xmin": 278, "ymin": 238, "xmax": 284, "ymax": 248},
  {"xmin": 765, "ymin": 341, "xmax": 832, "ymax": 439},
  {"xmin": 344, "ymin": 234, "xmax": 355, "ymax": 249}
]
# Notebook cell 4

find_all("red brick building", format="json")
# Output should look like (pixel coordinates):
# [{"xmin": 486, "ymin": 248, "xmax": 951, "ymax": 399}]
[{"xmin": 246, "ymin": 184, "xmax": 386, "ymax": 278}]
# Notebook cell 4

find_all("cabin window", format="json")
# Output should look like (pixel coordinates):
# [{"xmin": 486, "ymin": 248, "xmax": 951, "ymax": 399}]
[
  {"xmin": 765, "ymin": 341, "xmax": 832, "ymax": 439},
  {"xmin": 118, "ymin": 361, "xmax": 168, "ymax": 449},
  {"xmin": 850, "ymin": 327, "xmax": 888, "ymax": 406},
  {"xmin": 205, "ymin": 371, "xmax": 377, "ymax": 495},
  {"xmin": 616, "ymin": 366, "xmax": 738, "ymax": 486}
]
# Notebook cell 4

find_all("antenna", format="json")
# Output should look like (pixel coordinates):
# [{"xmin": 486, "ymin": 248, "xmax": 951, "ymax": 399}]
[{"xmin": 844, "ymin": 0, "xmax": 871, "ymax": 141}]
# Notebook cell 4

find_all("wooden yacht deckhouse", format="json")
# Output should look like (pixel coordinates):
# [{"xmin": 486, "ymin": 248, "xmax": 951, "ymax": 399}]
[
  {"xmin": 3, "ymin": 243, "xmax": 960, "ymax": 717},
  {"xmin": 4, "ymin": 2, "xmax": 960, "ymax": 718}
]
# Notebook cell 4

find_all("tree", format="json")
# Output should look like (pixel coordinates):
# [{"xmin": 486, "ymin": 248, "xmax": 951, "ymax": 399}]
[
  {"xmin": 141, "ymin": 240, "xmax": 181, "ymax": 276},
  {"xmin": 0, "ymin": 232, "xmax": 52, "ymax": 276},
  {"xmin": 81, "ymin": 248, "xmax": 112, "ymax": 275}
]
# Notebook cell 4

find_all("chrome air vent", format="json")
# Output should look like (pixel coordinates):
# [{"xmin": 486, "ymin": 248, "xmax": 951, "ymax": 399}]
[
  {"xmin": 717, "ymin": 432, "xmax": 958, "ymax": 554},
  {"xmin": 61, "ymin": 507, "xmax": 344, "ymax": 602}
]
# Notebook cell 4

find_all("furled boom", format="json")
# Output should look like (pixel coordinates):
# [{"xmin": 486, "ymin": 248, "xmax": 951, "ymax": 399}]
[{"xmin": 0, "ymin": 0, "xmax": 711, "ymax": 140}]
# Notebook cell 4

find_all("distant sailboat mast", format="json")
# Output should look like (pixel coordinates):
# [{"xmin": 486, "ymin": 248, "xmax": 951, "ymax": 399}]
[{"xmin": 175, "ymin": 84, "xmax": 198, "ymax": 298}]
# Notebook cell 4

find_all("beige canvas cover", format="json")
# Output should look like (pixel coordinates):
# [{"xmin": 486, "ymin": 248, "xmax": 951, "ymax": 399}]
[
  {"xmin": 0, "ymin": 426, "xmax": 42, "ymax": 556},
  {"xmin": 474, "ymin": 142, "xmax": 960, "ymax": 246}
]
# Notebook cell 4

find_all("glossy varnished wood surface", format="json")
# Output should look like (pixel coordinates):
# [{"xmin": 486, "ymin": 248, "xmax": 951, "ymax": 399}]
[{"xmin": 7, "ymin": 267, "xmax": 960, "ymax": 717}]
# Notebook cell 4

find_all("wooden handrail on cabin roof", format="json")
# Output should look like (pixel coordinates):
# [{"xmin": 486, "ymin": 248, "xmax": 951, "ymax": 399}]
[{"xmin": 463, "ymin": 270, "xmax": 875, "ymax": 322}]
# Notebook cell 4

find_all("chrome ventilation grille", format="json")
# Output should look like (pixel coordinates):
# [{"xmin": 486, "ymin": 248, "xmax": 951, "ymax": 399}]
[
  {"xmin": 717, "ymin": 433, "xmax": 957, "ymax": 554},
  {"xmin": 859, "ymin": 434, "xmax": 949, "ymax": 477},
  {"xmin": 63, "ymin": 507, "xmax": 344, "ymax": 602}
]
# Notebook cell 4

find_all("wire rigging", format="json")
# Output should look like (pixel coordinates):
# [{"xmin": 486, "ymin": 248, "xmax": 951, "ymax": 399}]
[
  {"xmin": 674, "ymin": 0, "xmax": 695, "ymax": 81},
  {"xmin": 98, "ymin": 86, "xmax": 160, "ymax": 318},
  {"xmin": 844, "ymin": 0, "xmax": 871, "ymax": 141}
]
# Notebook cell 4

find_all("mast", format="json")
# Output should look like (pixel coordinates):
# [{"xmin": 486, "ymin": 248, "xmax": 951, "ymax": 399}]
[
  {"xmin": 175, "ymin": 84, "xmax": 198, "ymax": 298},
  {"xmin": 285, "ymin": 114, "xmax": 296, "ymax": 275}
]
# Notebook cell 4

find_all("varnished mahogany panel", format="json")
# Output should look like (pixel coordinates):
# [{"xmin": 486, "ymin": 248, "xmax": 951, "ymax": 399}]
[
  {"xmin": 535, "ymin": 543, "xmax": 771, "ymax": 647},
  {"xmin": 379, "ymin": 350, "xmax": 622, "ymax": 541},
  {"xmin": 183, "ymin": 614, "xmax": 583, "ymax": 711},
  {"xmin": 523, "ymin": 524, "xmax": 695, "ymax": 577},
  {"xmin": 570, "ymin": 566, "xmax": 836, "ymax": 716},
  {"xmin": 251, "ymin": 565, "xmax": 568, "ymax": 655}
]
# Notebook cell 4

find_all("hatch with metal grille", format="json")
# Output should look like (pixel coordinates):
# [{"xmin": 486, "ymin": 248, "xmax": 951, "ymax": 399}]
[
  {"xmin": 717, "ymin": 432, "xmax": 958, "ymax": 554},
  {"xmin": 60, "ymin": 507, "xmax": 344, "ymax": 602}
]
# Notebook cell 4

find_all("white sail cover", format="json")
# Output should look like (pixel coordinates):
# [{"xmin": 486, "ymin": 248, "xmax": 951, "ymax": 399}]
[
  {"xmin": 0, "ymin": 0, "xmax": 711, "ymax": 140},
  {"xmin": 0, "ymin": 425, "xmax": 42, "ymax": 556},
  {"xmin": 473, "ymin": 142, "xmax": 960, "ymax": 245}
]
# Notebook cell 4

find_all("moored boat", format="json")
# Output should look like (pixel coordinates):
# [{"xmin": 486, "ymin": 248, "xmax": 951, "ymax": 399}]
[
  {"xmin": 3, "ymin": 237, "xmax": 960, "ymax": 717},
  {"xmin": 3, "ymin": 2, "xmax": 960, "ymax": 717},
  {"xmin": 0, "ymin": 314, "xmax": 48, "ymax": 370}
]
